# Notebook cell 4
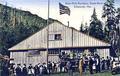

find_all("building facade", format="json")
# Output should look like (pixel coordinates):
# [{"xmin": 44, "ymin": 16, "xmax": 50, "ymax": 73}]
[{"xmin": 9, "ymin": 21, "xmax": 111, "ymax": 66}]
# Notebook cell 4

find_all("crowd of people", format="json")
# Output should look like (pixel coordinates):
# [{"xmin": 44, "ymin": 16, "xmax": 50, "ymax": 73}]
[{"xmin": 0, "ymin": 53, "xmax": 117, "ymax": 76}]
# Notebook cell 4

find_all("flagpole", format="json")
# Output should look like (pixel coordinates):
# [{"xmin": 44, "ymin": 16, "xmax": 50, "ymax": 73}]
[{"xmin": 46, "ymin": 0, "xmax": 50, "ymax": 67}]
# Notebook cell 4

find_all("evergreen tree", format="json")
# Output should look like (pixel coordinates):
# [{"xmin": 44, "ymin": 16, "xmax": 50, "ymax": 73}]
[
  {"xmin": 89, "ymin": 8, "xmax": 104, "ymax": 40},
  {"xmin": 102, "ymin": 0, "xmax": 118, "ymax": 56},
  {"xmin": 80, "ymin": 22, "xmax": 89, "ymax": 34},
  {"xmin": 115, "ymin": 8, "xmax": 120, "ymax": 55},
  {"xmin": 102, "ymin": 0, "xmax": 116, "ymax": 38},
  {"xmin": 116, "ymin": 8, "xmax": 120, "ymax": 24},
  {"xmin": 84, "ymin": 22, "xmax": 89, "ymax": 34},
  {"xmin": 80, "ymin": 23, "xmax": 84, "ymax": 33}
]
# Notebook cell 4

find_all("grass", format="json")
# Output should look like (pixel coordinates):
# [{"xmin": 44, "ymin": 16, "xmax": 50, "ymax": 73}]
[{"xmin": 44, "ymin": 71, "xmax": 120, "ymax": 76}]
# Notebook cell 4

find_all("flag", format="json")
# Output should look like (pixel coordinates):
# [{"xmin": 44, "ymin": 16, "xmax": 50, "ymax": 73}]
[{"xmin": 59, "ymin": 3, "xmax": 70, "ymax": 16}]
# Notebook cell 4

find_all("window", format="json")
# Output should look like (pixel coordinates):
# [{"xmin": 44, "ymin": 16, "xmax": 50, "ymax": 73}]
[
  {"xmin": 55, "ymin": 34, "xmax": 62, "ymax": 40},
  {"xmin": 49, "ymin": 34, "xmax": 62, "ymax": 40},
  {"xmin": 48, "ymin": 50, "xmax": 60, "ymax": 55}
]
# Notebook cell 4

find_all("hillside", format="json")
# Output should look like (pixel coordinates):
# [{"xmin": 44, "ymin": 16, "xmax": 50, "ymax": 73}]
[{"xmin": 0, "ymin": 4, "xmax": 54, "ymax": 55}]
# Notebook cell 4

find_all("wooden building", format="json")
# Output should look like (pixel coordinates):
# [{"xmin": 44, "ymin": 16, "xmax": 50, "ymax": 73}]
[{"xmin": 9, "ymin": 21, "xmax": 111, "ymax": 66}]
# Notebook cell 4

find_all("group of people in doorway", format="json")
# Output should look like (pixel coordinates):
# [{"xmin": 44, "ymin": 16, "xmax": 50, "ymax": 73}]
[{"xmin": 1, "ymin": 53, "xmax": 116, "ymax": 76}]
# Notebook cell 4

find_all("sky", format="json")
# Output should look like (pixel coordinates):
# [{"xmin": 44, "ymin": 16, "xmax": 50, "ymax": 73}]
[{"xmin": 0, "ymin": 0, "xmax": 120, "ymax": 29}]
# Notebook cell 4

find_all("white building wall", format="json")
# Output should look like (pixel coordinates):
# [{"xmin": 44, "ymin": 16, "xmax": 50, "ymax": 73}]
[
  {"xmin": 9, "ymin": 22, "xmax": 111, "ymax": 65},
  {"xmin": 9, "ymin": 22, "xmax": 110, "ymax": 51},
  {"xmin": 49, "ymin": 22, "xmax": 110, "ymax": 48},
  {"xmin": 97, "ymin": 49, "xmax": 110, "ymax": 59},
  {"xmin": 48, "ymin": 22, "xmax": 72, "ymax": 48},
  {"xmin": 73, "ymin": 30, "xmax": 105, "ymax": 47},
  {"xmin": 10, "ymin": 51, "xmax": 47, "ymax": 66}
]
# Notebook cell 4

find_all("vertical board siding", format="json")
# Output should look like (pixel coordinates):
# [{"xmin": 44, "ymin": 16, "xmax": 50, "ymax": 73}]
[
  {"xmin": 11, "ymin": 51, "xmax": 47, "ymax": 66},
  {"xmin": 9, "ymin": 22, "xmax": 111, "ymax": 65}
]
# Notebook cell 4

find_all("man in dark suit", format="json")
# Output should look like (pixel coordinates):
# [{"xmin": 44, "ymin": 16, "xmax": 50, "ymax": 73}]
[
  {"xmin": 22, "ymin": 64, "xmax": 28, "ymax": 76},
  {"xmin": 89, "ymin": 57, "xmax": 94, "ymax": 74},
  {"xmin": 15, "ymin": 64, "xmax": 22, "ymax": 76}
]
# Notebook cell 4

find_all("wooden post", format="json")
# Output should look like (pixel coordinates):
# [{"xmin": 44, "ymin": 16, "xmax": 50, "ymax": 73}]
[{"xmin": 46, "ymin": 0, "xmax": 50, "ymax": 67}]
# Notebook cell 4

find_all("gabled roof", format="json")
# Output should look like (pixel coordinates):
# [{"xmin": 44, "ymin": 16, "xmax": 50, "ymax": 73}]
[{"xmin": 9, "ymin": 21, "xmax": 110, "ymax": 51}]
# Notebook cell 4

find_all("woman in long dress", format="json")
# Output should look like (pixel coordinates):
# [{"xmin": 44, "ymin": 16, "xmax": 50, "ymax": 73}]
[{"xmin": 79, "ymin": 58, "xmax": 83, "ymax": 76}]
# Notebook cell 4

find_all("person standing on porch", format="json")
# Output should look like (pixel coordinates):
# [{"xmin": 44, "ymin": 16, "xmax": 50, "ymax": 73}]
[{"xmin": 79, "ymin": 58, "xmax": 83, "ymax": 76}]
